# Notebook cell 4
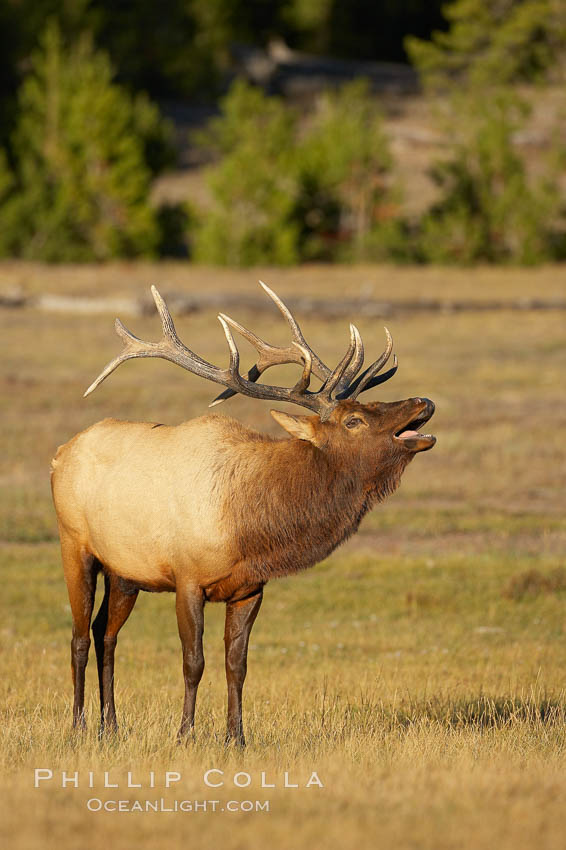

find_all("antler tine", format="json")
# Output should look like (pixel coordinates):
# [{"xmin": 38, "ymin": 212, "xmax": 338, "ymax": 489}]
[
  {"xmin": 151, "ymin": 284, "xmax": 177, "ymax": 342},
  {"xmin": 345, "ymin": 328, "xmax": 394, "ymax": 400},
  {"xmin": 208, "ymin": 366, "xmax": 261, "ymax": 408},
  {"xmin": 291, "ymin": 342, "xmax": 313, "ymax": 394},
  {"xmin": 208, "ymin": 314, "xmax": 279, "ymax": 408},
  {"xmin": 150, "ymin": 285, "xmax": 211, "ymax": 367},
  {"xmin": 218, "ymin": 314, "xmax": 240, "ymax": 374},
  {"xmin": 217, "ymin": 313, "xmax": 322, "ymax": 376},
  {"xmin": 258, "ymin": 281, "xmax": 330, "ymax": 379},
  {"xmin": 334, "ymin": 325, "xmax": 364, "ymax": 396},
  {"xmin": 83, "ymin": 315, "xmax": 170, "ymax": 398},
  {"xmin": 209, "ymin": 283, "xmax": 331, "ymax": 407},
  {"xmin": 217, "ymin": 314, "xmax": 331, "ymax": 417},
  {"xmin": 83, "ymin": 320, "xmax": 139, "ymax": 397},
  {"xmin": 318, "ymin": 324, "xmax": 360, "ymax": 404},
  {"xmin": 358, "ymin": 355, "xmax": 398, "ymax": 393},
  {"xmin": 85, "ymin": 286, "xmax": 224, "ymax": 398}
]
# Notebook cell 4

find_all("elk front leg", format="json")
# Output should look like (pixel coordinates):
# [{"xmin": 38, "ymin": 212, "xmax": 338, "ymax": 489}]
[
  {"xmin": 224, "ymin": 589, "xmax": 263, "ymax": 747},
  {"xmin": 92, "ymin": 574, "xmax": 138, "ymax": 734},
  {"xmin": 175, "ymin": 584, "xmax": 205, "ymax": 741}
]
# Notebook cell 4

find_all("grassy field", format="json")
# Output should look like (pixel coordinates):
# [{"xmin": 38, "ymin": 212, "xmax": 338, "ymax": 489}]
[{"xmin": 1, "ymin": 262, "xmax": 566, "ymax": 849}]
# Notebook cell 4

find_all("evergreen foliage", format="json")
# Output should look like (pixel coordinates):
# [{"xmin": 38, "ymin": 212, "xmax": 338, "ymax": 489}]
[
  {"xmin": 406, "ymin": 0, "xmax": 566, "ymax": 89},
  {"xmin": 407, "ymin": 0, "xmax": 566, "ymax": 266},
  {"xmin": 192, "ymin": 81, "xmax": 300, "ymax": 266},
  {"xmin": 0, "ymin": 0, "xmax": 445, "ymax": 118},
  {"xmin": 192, "ymin": 80, "xmax": 402, "ymax": 266},
  {"xmin": 0, "ymin": 21, "xmax": 171, "ymax": 261},
  {"xmin": 0, "ymin": 2, "xmax": 565, "ymax": 266},
  {"xmin": 295, "ymin": 80, "xmax": 404, "ymax": 262},
  {"xmin": 417, "ymin": 90, "xmax": 564, "ymax": 264}
]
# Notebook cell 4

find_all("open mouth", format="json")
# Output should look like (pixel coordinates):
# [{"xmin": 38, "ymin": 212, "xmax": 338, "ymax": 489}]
[{"xmin": 393, "ymin": 401, "xmax": 436, "ymax": 452}]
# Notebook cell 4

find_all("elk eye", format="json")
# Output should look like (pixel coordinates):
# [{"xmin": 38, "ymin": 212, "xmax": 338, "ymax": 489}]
[{"xmin": 344, "ymin": 416, "xmax": 364, "ymax": 429}]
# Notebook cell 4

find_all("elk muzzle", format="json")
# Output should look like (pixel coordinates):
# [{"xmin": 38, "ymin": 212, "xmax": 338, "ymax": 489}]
[{"xmin": 393, "ymin": 398, "xmax": 436, "ymax": 452}]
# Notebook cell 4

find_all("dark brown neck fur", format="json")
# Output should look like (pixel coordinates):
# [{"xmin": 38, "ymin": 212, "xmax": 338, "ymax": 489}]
[{"xmin": 222, "ymin": 435, "xmax": 411, "ymax": 582}]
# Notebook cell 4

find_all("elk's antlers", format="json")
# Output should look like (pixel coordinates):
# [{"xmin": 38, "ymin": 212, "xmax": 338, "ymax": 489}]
[{"xmin": 84, "ymin": 283, "xmax": 398, "ymax": 420}]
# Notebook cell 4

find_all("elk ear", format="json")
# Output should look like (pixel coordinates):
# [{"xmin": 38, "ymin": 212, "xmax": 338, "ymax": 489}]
[{"xmin": 270, "ymin": 409, "xmax": 319, "ymax": 444}]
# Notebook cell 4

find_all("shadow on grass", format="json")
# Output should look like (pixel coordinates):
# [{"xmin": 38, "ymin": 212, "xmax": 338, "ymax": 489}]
[
  {"xmin": 345, "ymin": 694, "xmax": 566, "ymax": 732},
  {"xmin": 502, "ymin": 567, "xmax": 566, "ymax": 601},
  {"xmin": 396, "ymin": 695, "xmax": 566, "ymax": 730}
]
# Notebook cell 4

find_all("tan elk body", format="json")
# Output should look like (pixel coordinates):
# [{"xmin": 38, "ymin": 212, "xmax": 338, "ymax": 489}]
[{"xmin": 51, "ymin": 283, "xmax": 436, "ymax": 745}]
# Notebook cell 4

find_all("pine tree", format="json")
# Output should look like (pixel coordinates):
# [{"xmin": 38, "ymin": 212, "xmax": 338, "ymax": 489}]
[
  {"xmin": 295, "ymin": 79, "xmax": 403, "ymax": 261},
  {"xmin": 192, "ymin": 80, "xmax": 300, "ymax": 266},
  {"xmin": 191, "ymin": 79, "xmax": 404, "ymax": 265},
  {"xmin": 418, "ymin": 89, "xmax": 563, "ymax": 264},
  {"xmin": 0, "ymin": 21, "xmax": 165, "ymax": 261},
  {"xmin": 406, "ymin": 0, "xmax": 566, "ymax": 89}
]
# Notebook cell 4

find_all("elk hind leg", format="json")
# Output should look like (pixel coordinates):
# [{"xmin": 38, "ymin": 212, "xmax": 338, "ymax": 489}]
[
  {"xmin": 92, "ymin": 573, "xmax": 138, "ymax": 734},
  {"xmin": 60, "ymin": 537, "xmax": 98, "ymax": 729}
]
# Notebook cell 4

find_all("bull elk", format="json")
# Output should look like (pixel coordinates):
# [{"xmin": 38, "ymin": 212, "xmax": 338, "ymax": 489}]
[{"xmin": 51, "ymin": 282, "xmax": 436, "ymax": 745}]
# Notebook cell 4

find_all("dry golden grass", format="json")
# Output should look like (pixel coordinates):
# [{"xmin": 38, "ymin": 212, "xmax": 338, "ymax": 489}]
[
  {"xmin": 2, "ymin": 258, "xmax": 566, "ymax": 301},
  {"xmin": 1, "ymin": 262, "xmax": 566, "ymax": 849}
]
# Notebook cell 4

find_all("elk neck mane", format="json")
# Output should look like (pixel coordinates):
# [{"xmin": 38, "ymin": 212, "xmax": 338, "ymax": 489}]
[{"xmin": 214, "ymin": 418, "xmax": 410, "ymax": 582}]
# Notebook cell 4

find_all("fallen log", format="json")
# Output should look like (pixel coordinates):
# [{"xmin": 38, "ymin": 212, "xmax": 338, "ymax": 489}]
[{"xmin": 2, "ymin": 290, "xmax": 566, "ymax": 317}]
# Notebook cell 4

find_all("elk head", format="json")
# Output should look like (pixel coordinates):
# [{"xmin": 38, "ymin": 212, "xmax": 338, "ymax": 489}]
[
  {"xmin": 84, "ymin": 281, "xmax": 436, "ymax": 483},
  {"xmin": 270, "ymin": 395, "xmax": 435, "ymax": 487}
]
